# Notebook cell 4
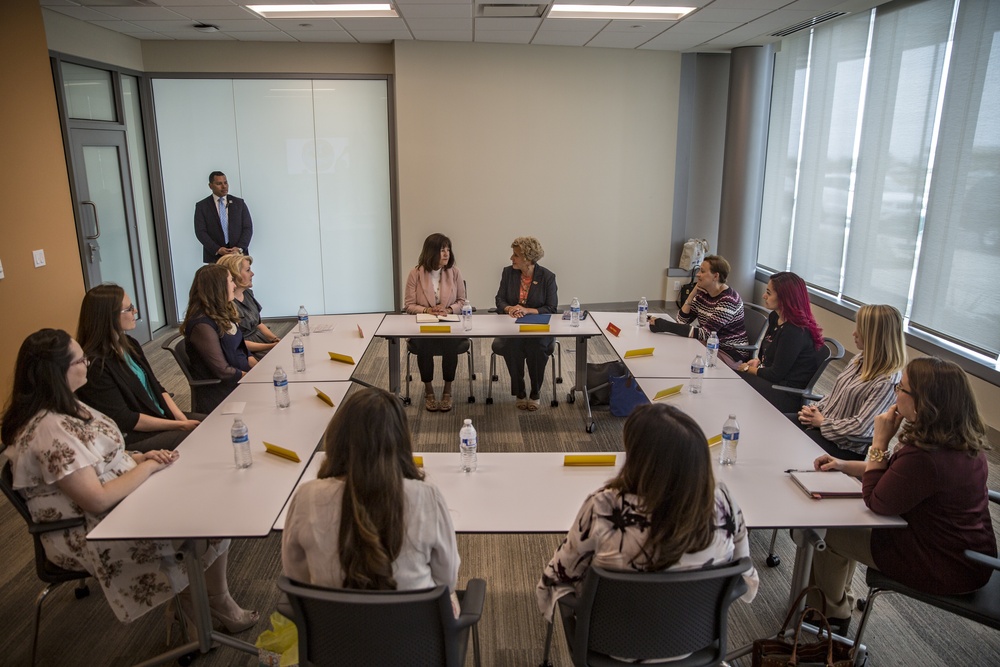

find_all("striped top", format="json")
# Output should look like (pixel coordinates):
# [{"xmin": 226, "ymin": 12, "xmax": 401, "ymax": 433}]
[
  {"xmin": 676, "ymin": 286, "xmax": 750, "ymax": 362},
  {"xmin": 814, "ymin": 353, "xmax": 901, "ymax": 453}
]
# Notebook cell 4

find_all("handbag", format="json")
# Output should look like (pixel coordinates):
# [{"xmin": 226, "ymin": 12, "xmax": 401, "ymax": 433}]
[
  {"xmin": 676, "ymin": 268, "xmax": 697, "ymax": 309},
  {"xmin": 752, "ymin": 587, "xmax": 856, "ymax": 667},
  {"xmin": 586, "ymin": 360, "xmax": 627, "ymax": 406},
  {"xmin": 609, "ymin": 374, "xmax": 649, "ymax": 417},
  {"xmin": 678, "ymin": 238, "xmax": 709, "ymax": 271}
]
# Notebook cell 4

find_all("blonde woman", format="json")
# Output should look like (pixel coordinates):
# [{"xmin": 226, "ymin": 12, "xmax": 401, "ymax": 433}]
[
  {"xmin": 797, "ymin": 304, "xmax": 906, "ymax": 460},
  {"xmin": 217, "ymin": 253, "xmax": 280, "ymax": 358}
]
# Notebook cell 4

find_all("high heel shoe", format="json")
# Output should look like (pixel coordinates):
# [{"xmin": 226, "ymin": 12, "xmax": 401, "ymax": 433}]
[{"xmin": 208, "ymin": 593, "xmax": 260, "ymax": 634}]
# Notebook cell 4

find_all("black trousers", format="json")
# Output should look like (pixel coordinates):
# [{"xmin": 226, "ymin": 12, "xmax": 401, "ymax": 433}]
[
  {"xmin": 409, "ymin": 338, "xmax": 463, "ymax": 383},
  {"xmin": 493, "ymin": 337, "xmax": 553, "ymax": 397},
  {"xmin": 783, "ymin": 412, "xmax": 868, "ymax": 461},
  {"xmin": 125, "ymin": 411, "xmax": 207, "ymax": 452}
]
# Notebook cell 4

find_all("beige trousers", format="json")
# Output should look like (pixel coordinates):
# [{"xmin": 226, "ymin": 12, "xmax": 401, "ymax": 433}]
[{"xmin": 808, "ymin": 528, "xmax": 878, "ymax": 618}]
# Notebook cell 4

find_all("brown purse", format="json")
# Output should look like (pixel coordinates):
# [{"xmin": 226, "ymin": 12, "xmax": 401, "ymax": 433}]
[{"xmin": 752, "ymin": 586, "xmax": 856, "ymax": 667}]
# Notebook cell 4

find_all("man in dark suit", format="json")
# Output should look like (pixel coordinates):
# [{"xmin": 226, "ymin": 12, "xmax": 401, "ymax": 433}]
[{"xmin": 194, "ymin": 170, "xmax": 253, "ymax": 263}]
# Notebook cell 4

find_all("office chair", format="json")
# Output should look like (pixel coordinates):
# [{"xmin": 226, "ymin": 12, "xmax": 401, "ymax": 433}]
[
  {"xmin": 540, "ymin": 558, "xmax": 750, "ymax": 667},
  {"xmin": 730, "ymin": 302, "xmax": 771, "ymax": 360},
  {"xmin": 403, "ymin": 339, "xmax": 477, "ymax": 405},
  {"xmin": 853, "ymin": 489, "xmax": 1000, "ymax": 659},
  {"xmin": 277, "ymin": 575, "xmax": 486, "ymax": 667},
  {"xmin": 161, "ymin": 332, "xmax": 222, "ymax": 414},
  {"xmin": 486, "ymin": 339, "xmax": 563, "ymax": 407},
  {"xmin": 0, "ymin": 458, "xmax": 91, "ymax": 667}
]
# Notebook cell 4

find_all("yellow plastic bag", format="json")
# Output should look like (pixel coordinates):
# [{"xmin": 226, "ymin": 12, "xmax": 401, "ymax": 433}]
[{"xmin": 255, "ymin": 611, "xmax": 299, "ymax": 667}]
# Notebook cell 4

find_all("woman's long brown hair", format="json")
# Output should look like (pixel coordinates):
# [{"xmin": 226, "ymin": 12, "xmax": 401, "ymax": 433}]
[{"xmin": 899, "ymin": 357, "xmax": 989, "ymax": 454}]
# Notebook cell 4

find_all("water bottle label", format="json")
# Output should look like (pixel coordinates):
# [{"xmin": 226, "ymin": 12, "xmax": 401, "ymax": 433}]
[
  {"xmin": 708, "ymin": 342, "xmax": 719, "ymax": 350},
  {"xmin": 232, "ymin": 434, "xmax": 249, "ymax": 444},
  {"xmin": 691, "ymin": 365, "xmax": 705, "ymax": 374},
  {"xmin": 722, "ymin": 432, "xmax": 738, "ymax": 443},
  {"xmin": 293, "ymin": 346, "xmax": 304, "ymax": 354},
  {"xmin": 274, "ymin": 379, "xmax": 288, "ymax": 387}
]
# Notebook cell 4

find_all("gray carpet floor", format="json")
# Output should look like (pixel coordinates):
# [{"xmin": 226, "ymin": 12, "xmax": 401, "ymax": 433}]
[{"xmin": 1, "ymin": 306, "xmax": 998, "ymax": 666}]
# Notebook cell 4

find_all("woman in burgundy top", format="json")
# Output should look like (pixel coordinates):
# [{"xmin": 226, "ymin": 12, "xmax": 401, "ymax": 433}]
[{"xmin": 808, "ymin": 357, "xmax": 995, "ymax": 633}]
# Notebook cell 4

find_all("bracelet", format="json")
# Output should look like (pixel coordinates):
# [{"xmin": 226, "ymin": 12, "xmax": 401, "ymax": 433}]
[{"xmin": 866, "ymin": 447, "xmax": 888, "ymax": 463}]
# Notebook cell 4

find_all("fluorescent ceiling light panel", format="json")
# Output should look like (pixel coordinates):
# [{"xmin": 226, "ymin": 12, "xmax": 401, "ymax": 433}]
[
  {"xmin": 548, "ymin": 5, "xmax": 694, "ymax": 20},
  {"xmin": 248, "ymin": 4, "xmax": 398, "ymax": 19}
]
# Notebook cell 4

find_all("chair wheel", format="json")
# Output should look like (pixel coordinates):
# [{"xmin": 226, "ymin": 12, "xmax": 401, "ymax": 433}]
[
  {"xmin": 551, "ymin": 400, "xmax": 559, "ymax": 407},
  {"xmin": 766, "ymin": 554, "xmax": 781, "ymax": 567},
  {"xmin": 586, "ymin": 422, "xmax": 596, "ymax": 434},
  {"xmin": 567, "ymin": 393, "xmax": 576, "ymax": 404},
  {"xmin": 556, "ymin": 377, "xmax": 564, "ymax": 384},
  {"xmin": 471, "ymin": 373, "xmax": 477, "ymax": 380},
  {"xmin": 485, "ymin": 397, "xmax": 494, "ymax": 405},
  {"xmin": 857, "ymin": 598, "xmax": 868, "ymax": 612},
  {"xmin": 178, "ymin": 651, "xmax": 197, "ymax": 666},
  {"xmin": 402, "ymin": 397, "xmax": 411, "ymax": 406},
  {"xmin": 74, "ymin": 584, "xmax": 90, "ymax": 599},
  {"xmin": 468, "ymin": 396, "xmax": 475, "ymax": 403},
  {"xmin": 491, "ymin": 375, "xmax": 498, "ymax": 382}
]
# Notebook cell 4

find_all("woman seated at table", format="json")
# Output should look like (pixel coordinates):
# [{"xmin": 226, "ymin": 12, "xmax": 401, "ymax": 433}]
[
  {"xmin": 217, "ymin": 253, "xmax": 280, "ymax": 359},
  {"xmin": 537, "ymin": 403, "xmax": 758, "ymax": 637},
  {"xmin": 404, "ymin": 233, "xmax": 468, "ymax": 412},
  {"xmin": 182, "ymin": 264, "xmax": 254, "ymax": 413},
  {"xmin": 736, "ymin": 272, "xmax": 822, "ymax": 413},
  {"xmin": 1, "ymin": 329, "xmax": 258, "ymax": 633},
  {"xmin": 796, "ymin": 304, "xmax": 906, "ymax": 461},
  {"xmin": 76, "ymin": 284, "xmax": 204, "ymax": 452},
  {"xmin": 648, "ymin": 255, "xmax": 750, "ymax": 362},
  {"xmin": 495, "ymin": 236, "xmax": 558, "ymax": 411},
  {"xmin": 808, "ymin": 357, "xmax": 996, "ymax": 635},
  {"xmin": 282, "ymin": 387, "xmax": 460, "ymax": 610}
]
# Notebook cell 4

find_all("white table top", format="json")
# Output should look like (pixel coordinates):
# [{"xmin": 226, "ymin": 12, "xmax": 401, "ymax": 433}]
[
  {"xmin": 275, "ymin": 451, "xmax": 624, "ymax": 533},
  {"xmin": 88, "ymin": 381, "xmax": 351, "ymax": 540},
  {"xmin": 635, "ymin": 377, "xmax": 904, "ymax": 530},
  {"xmin": 375, "ymin": 312, "xmax": 603, "ymax": 339},
  {"xmin": 590, "ymin": 311, "xmax": 740, "ymax": 379},
  {"xmin": 242, "ymin": 313, "xmax": 386, "ymax": 384}
]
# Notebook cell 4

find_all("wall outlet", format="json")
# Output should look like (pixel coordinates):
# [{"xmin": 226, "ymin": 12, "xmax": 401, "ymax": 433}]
[
  {"xmin": 673, "ymin": 280, "xmax": 681, "ymax": 291},
  {"xmin": 33, "ymin": 249, "xmax": 46, "ymax": 268}
]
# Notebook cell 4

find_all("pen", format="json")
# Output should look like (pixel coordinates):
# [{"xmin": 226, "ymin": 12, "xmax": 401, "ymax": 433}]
[{"xmin": 784, "ymin": 468, "xmax": 813, "ymax": 473}]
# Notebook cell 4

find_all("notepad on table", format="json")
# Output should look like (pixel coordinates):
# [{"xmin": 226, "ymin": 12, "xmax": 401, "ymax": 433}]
[
  {"xmin": 416, "ymin": 313, "xmax": 460, "ymax": 323},
  {"xmin": 789, "ymin": 470, "xmax": 863, "ymax": 499}
]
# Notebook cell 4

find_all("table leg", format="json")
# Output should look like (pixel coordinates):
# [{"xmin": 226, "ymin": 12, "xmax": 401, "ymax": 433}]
[
  {"xmin": 387, "ymin": 336, "xmax": 401, "ymax": 396},
  {"xmin": 574, "ymin": 336, "xmax": 595, "ymax": 433}
]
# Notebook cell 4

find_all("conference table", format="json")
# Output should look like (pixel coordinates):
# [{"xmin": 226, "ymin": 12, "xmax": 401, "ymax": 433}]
[{"xmin": 375, "ymin": 313, "xmax": 604, "ymax": 431}]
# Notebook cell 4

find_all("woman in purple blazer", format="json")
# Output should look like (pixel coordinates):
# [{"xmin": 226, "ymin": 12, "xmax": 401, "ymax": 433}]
[{"xmin": 404, "ymin": 233, "xmax": 468, "ymax": 412}]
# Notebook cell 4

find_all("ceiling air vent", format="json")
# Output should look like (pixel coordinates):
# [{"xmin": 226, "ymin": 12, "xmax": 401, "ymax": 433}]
[
  {"xmin": 771, "ymin": 12, "xmax": 846, "ymax": 37},
  {"xmin": 480, "ymin": 4, "xmax": 548, "ymax": 18}
]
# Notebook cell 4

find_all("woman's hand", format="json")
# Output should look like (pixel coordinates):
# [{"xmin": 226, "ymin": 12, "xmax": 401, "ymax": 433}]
[
  {"xmin": 175, "ymin": 419, "xmax": 201, "ymax": 431},
  {"xmin": 873, "ymin": 404, "xmax": 904, "ymax": 448},
  {"xmin": 798, "ymin": 405, "xmax": 825, "ymax": 427},
  {"xmin": 505, "ymin": 305, "xmax": 536, "ymax": 318},
  {"xmin": 814, "ymin": 454, "xmax": 843, "ymax": 472},
  {"xmin": 248, "ymin": 357, "xmax": 258, "ymax": 369},
  {"xmin": 682, "ymin": 286, "xmax": 702, "ymax": 311},
  {"xmin": 740, "ymin": 359, "xmax": 760, "ymax": 374},
  {"xmin": 137, "ymin": 449, "xmax": 180, "ymax": 469},
  {"xmin": 430, "ymin": 305, "xmax": 449, "ymax": 316}
]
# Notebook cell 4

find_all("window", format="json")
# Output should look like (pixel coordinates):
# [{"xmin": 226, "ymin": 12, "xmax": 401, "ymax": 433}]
[{"xmin": 759, "ymin": 0, "xmax": 1000, "ymax": 363}]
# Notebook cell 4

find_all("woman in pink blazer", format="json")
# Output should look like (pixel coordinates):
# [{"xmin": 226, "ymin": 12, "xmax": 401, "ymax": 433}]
[{"xmin": 404, "ymin": 233, "xmax": 468, "ymax": 412}]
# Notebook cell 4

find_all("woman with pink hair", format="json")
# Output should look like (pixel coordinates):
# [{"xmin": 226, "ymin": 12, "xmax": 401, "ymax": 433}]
[{"xmin": 738, "ymin": 272, "xmax": 823, "ymax": 412}]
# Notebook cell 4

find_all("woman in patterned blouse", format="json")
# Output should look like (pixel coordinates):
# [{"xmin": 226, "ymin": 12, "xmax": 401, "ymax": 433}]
[
  {"xmin": 536, "ymin": 403, "xmax": 758, "ymax": 650},
  {"xmin": 1, "ymin": 329, "xmax": 257, "ymax": 633}
]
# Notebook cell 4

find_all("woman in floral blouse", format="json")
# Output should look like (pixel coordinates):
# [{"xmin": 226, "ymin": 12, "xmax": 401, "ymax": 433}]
[
  {"xmin": 536, "ymin": 403, "xmax": 758, "ymax": 638},
  {"xmin": 1, "ymin": 329, "xmax": 257, "ymax": 633}
]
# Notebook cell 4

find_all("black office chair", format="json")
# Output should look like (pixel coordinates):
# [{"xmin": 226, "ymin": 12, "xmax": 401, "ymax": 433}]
[
  {"xmin": 0, "ymin": 457, "xmax": 90, "ymax": 666},
  {"xmin": 540, "ymin": 558, "xmax": 750, "ymax": 667},
  {"xmin": 854, "ymin": 489, "xmax": 1000, "ymax": 658},
  {"xmin": 731, "ymin": 302, "xmax": 771, "ymax": 360},
  {"xmin": 161, "ymin": 332, "xmax": 222, "ymax": 414},
  {"xmin": 404, "ymin": 339, "xmax": 477, "ymax": 405},
  {"xmin": 486, "ymin": 339, "xmax": 563, "ymax": 407},
  {"xmin": 277, "ymin": 575, "xmax": 486, "ymax": 667}
]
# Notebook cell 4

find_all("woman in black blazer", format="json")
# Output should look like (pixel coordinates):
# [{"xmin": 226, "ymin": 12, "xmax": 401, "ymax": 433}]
[
  {"xmin": 494, "ymin": 236, "xmax": 558, "ymax": 410},
  {"xmin": 76, "ymin": 284, "xmax": 204, "ymax": 452}
]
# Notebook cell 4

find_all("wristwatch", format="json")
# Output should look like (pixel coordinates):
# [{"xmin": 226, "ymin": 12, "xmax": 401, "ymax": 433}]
[{"xmin": 866, "ymin": 447, "xmax": 888, "ymax": 463}]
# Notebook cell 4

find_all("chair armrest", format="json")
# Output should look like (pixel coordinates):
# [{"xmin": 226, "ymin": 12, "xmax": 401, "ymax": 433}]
[
  {"xmin": 454, "ymin": 578, "xmax": 486, "ymax": 630},
  {"xmin": 989, "ymin": 489, "xmax": 999, "ymax": 504},
  {"xmin": 29, "ymin": 516, "xmax": 85, "ymax": 535},
  {"xmin": 730, "ymin": 343, "xmax": 760, "ymax": 352},
  {"xmin": 188, "ymin": 378, "xmax": 223, "ymax": 387},
  {"xmin": 844, "ymin": 435, "xmax": 873, "ymax": 446},
  {"xmin": 964, "ymin": 550, "xmax": 1000, "ymax": 572},
  {"xmin": 771, "ymin": 385, "xmax": 806, "ymax": 396}
]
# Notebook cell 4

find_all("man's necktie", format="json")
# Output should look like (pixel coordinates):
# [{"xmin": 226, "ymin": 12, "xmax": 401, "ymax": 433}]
[{"xmin": 218, "ymin": 197, "xmax": 229, "ymax": 244}]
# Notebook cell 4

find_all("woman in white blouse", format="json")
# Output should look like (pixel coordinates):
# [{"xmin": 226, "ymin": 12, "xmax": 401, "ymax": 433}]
[
  {"xmin": 537, "ymin": 403, "xmax": 758, "ymax": 642},
  {"xmin": 282, "ymin": 387, "xmax": 460, "ymax": 602},
  {"xmin": 797, "ymin": 304, "xmax": 906, "ymax": 460}
]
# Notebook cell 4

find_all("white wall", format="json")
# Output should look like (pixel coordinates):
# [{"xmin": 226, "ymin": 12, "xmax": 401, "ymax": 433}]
[{"xmin": 42, "ymin": 9, "xmax": 144, "ymax": 71}]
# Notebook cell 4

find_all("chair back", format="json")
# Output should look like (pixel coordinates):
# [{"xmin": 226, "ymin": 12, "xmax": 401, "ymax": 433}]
[
  {"xmin": 569, "ymin": 557, "xmax": 750, "ymax": 666},
  {"xmin": 278, "ymin": 576, "xmax": 463, "ymax": 667},
  {"xmin": 742, "ymin": 303, "xmax": 771, "ymax": 357},
  {"xmin": 161, "ymin": 333, "xmax": 221, "ymax": 413},
  {"xmin": 802, "ymin": 337, "xmax": 846, "ymax": 396}
]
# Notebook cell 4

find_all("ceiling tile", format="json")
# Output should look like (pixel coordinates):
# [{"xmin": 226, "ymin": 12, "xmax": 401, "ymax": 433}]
[
  {"xmin": 602, "ymin": 20, "xmax": 675, "ymax": 34},
  {"xmin": 405, "ymin": 18, "xmax": 473, "ymax": 30},
  {"xmin": 532, "ymin": 31, "xmax": 594, "ymax": 46},
  {"xmin": 77, "ymin": 6, "xmax": 186, "ymax": 21},
  {"xmin": 345, "ymin": 29, "xmax": 414, "ymax": 41},
  {"xmin": 267, "ymin": 18, "xmax": 349, "ymax": 30},
  {"xmin": 214, "ymin": 20, "xmax": 284, "ymax": 32},
  {"xmin": 397, "ymin": 4, "xmax": 473, "ymax": 19},
  {"xmin": 588, "ymin": 30, "xmax": 655, "ymax": 48},
  {"xmin": 284, "ymin": 30, "xmax": 358, "ymax": 42},
  {"xmin": 89, "ymin": 20, "xmax": 154, "ymax": 35},
  {"xmin": 155, "ymin": 31, "xmax": 236, "ymax": 40},
  {"xmin": 335, "ymin": 18, "xmax": 408, "ymax": 31},
  {"xmin": 474, "ymin": 17, "xmax": 542, "ymax": 32},
  {"xmin": 226, "ymin": 31, "xmax": 298, "ymax": 41},
  {"xmin": 474, "ymin": 30, "xmax": 532, "ymax": 44},
  {"xmin": 537, "ymin": 18, "xmax": 608, "ymax": 33},
  {"xmin": 161, "ymin": 6, "xmax": 260, "ymax": 21},
  {"xmin": 44, "ymin": 5, "xmax": 118, "ymax": 21},
  {"xmin": 409, "ymin": 29, "xmax": 475, "ymax": 41},
  {"xmin": 686, "ymin": 7, "xmax": 770, "ymax": 23}
]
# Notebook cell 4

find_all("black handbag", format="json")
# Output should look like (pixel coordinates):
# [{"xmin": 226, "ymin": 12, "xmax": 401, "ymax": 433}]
[{"xmin": 676, "ymin": 268, "xmax": 697, "ymax": 308}]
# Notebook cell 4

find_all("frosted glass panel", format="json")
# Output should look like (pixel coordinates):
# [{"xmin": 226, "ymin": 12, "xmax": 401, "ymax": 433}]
[
  {"xmin": 83, "ymin": 146, "xmax": 136, "ymax": 297},
  {"xmin": 62, "ymin": 62, "xmax": 116, "ymax": 121},
  {"xmin": 152, "ymin": 78, "xmax": 393, "ymax": 319}
]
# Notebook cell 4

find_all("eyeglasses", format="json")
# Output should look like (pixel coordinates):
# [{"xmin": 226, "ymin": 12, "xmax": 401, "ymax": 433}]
[
  {"xmin": 121, "ymin": 304, "xmax": 139, "ymax": 316},
  {"xmin": 893, "ymin": 382, "xmax": 913, "ymax": 396},
  {"xmin": 70, "ymin": 356, "xmax": 91, "ymax": 368}
]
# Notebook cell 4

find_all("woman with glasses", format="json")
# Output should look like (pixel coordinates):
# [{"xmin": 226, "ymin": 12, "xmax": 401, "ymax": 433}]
[
  {"xmin": 796, "ymin": 304, "xmax": 906, "ymax": 460},
  {"xmin": 808, "ymin": 357, "xmax": 996, "ymax": 636},
  {"xmin": 1, "ymin": 329, "xmax": 257, "ymax": 631},
  {"xmin": 76, "ymin": 284, "xmax": 204, "ymax": 452}
]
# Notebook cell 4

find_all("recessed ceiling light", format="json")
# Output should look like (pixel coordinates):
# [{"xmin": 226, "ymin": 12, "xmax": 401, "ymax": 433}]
[
  {"xmin": 248, "ymin": 4, "xmax": 398, "ymax": 19},
  {"xmin": 548, "ymin": 5, "xmax": 695, "ymax": 21}
]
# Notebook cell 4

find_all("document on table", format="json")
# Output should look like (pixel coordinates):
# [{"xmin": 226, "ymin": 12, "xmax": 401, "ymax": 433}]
[
  {"xmin": 416, "ymin": 313, "xmax": 461, "ymax": 323},
  {"xmin": 515, "ymin": 314, "xmax": 551, "ymax": 324},
  {"xmin": 789, "ymin": 470, "xmax": 863, "ymax": 499}
]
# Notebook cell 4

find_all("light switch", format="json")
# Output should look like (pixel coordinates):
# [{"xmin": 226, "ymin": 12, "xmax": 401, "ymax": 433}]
[{"xmin": 33, "ymin": 249, "xmax": 46, "ymax": 268}]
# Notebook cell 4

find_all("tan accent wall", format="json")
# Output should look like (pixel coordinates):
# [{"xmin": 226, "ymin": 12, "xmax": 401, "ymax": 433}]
[{"xmin": 0, "ymin": 0, "xmax": 87, "ymax": 414}]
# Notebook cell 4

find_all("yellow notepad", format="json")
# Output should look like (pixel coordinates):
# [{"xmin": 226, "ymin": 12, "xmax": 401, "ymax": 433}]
[
  {"xmin": 624, "ymin": 347, "xmax": 654, "ymax": 358},
  {"xmin": 314, "ymin": 387, "xmax": 335, "ymax": 407},
  {"xmin": 564, "ymin": 454, "xmax": 617, "ymax": 467},
  {"xmin": 707, "ymin": 434, "xmax": 723, "ymax": 447},
  {"xmin": 520, "ymin": 324, "xmax": 550, "ymax": 332},
  {"xmin": 263, "ymin": 442, "xmax": 301, "ymax": 462},
  {"xmin": 327, "ymin": 351, "xmax": 356, "ymax": 365},
  {"xmin": 413, "ymin": 456, "xmax": 424, "ymax": 467},
  {"xmin": 653, "ymin": 384, "xmax": 683, "ymax": 400},
  {"xmin": 420, "ymin": 325, "xmax": 452, "ymax": 333}
]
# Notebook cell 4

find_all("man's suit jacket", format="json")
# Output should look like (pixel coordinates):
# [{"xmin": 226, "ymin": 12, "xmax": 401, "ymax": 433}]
[{"xmin": 194, "ymin": 194, "xmax": 253, "ymax": 263}]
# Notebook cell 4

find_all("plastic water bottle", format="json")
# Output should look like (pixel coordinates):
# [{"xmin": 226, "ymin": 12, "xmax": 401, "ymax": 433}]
[
  {"xmin": 297, "ymin": 305, "xmax": 310, "ymax": 336},
  {"xmin": 570, "ymin": 297, "xmax": 581, "ymax": 327},
  {"xmin": 459, "ymin": 419, "xmax": 478, "ymax": 472},
  {"xmin": 689, "ymin": 354, "xmax": 706, "ymax": 394},
  {"xmin": 706, "ymin": 331, "xmax": 720, "ymax": 368},
  {"xmin": 721, "ymin": 414, "xmax": 740, "ymax": 465},
  {"xmin": 231, "ymin": 417, "xmax": 252, "ymax": 469},
  {"xmin": 273, "ymin": 366, "xmax": 290, "ymax": 409},
  {"xmin": 462, "ymin": 301, "xmax": 473, "ymax": 331},
  {"xmin": 292, "ymin": 335, "xmax": 306, "ymax": 373},
  {"xmin": 637, "ymin": 296, "xmax": 648, "ymax": 326}
]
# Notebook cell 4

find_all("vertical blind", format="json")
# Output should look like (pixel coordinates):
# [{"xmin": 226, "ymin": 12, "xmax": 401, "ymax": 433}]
[{"xmin": 759, "ymin": 0, "xmax": 1000, "ymax": 360}]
